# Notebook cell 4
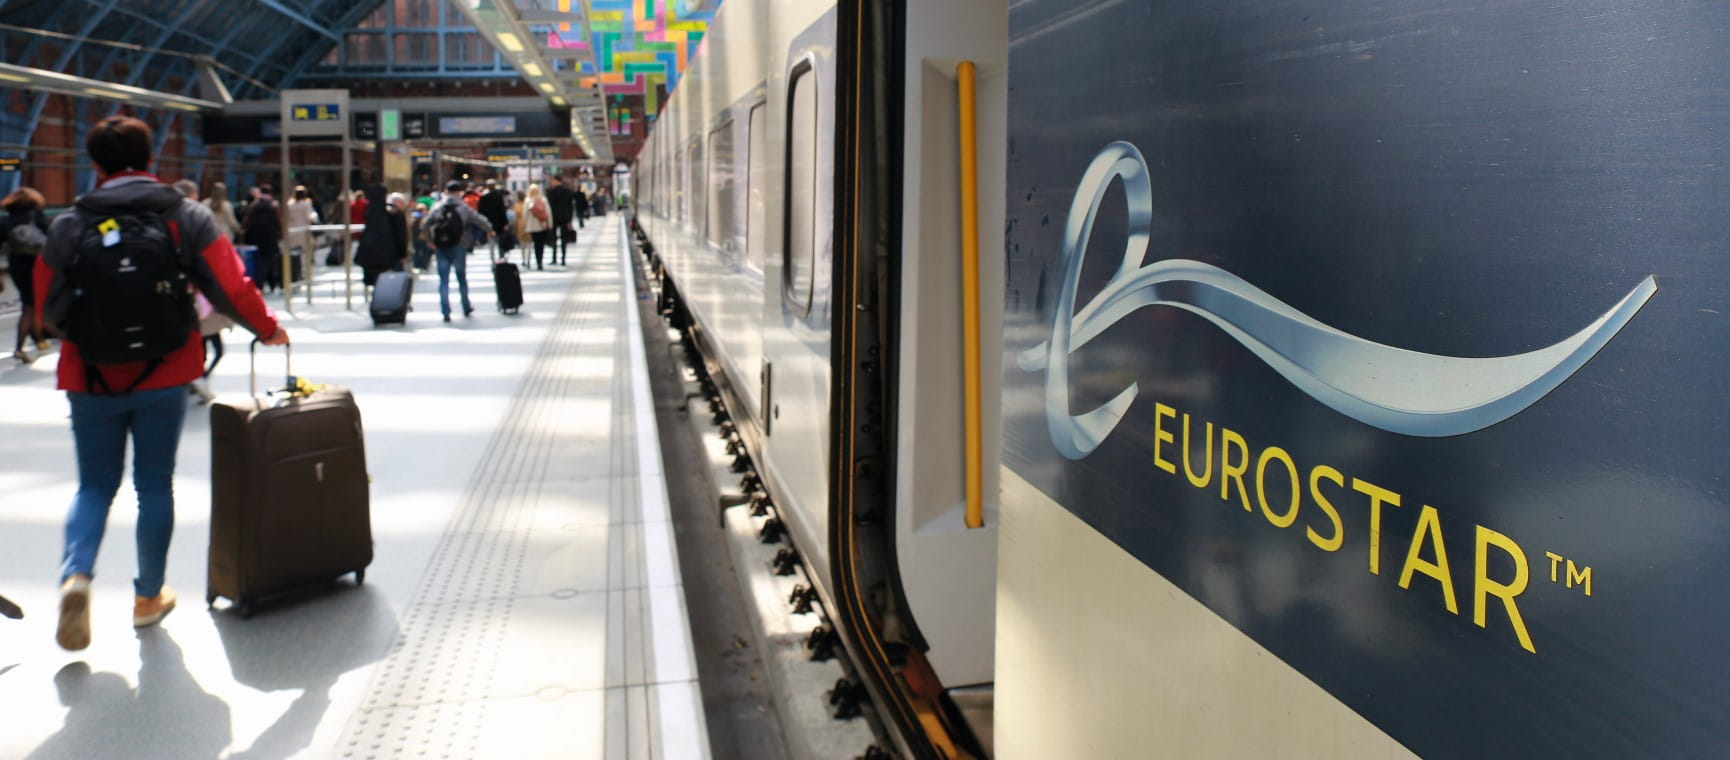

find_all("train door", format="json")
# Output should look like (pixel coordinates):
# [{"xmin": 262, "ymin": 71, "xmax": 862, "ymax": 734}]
[{"xmin": 759, "ymin": 10, "xmax": 838, "ymax": 584}]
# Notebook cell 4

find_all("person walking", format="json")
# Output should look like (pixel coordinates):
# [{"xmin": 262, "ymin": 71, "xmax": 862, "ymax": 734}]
[
  {"xmin": 355, "ymin": 184, "xmax": 406, "ymax": 287},
  {"xmin": 573, "ymin": 185, "xmax": 590, "ymax": 229},
  {"xmin": 522, "ymin": 184, "xmax": 553, "ymax": 271},
  {"xmin": 422, "ymin": 180, "xmax": 491, "ymax": 323},
  {"xmin": 242, "ymin": 184, "xmax": 282, "ymax": 292},
  {"xmin": 477, "ymin": 180, "xmax": 509, "ymax": 241},
  {"xmin": 204, "ymin": 182, "xmax": 243, "ymax": 240},
  {"xmin": 410, "ymin": 201, "xmax": 432, "ymax": 271},
  {"xmin": 284, "ymin": 186, "xmax": 319, "ymax": 266},
  {"xmin": 385, "ymin": 191, "xmax": 411, "ymax": 274},
  {"xmin": 34, "ymin": 116, "xmax": 287, "ymax": 651},
  {"xmin": 3, "ymin": 186, "xmax": 52, "ymax": 364},
  {"xmin": 546, "ymin": 174, "xmax": 574, "ymax": 266}
]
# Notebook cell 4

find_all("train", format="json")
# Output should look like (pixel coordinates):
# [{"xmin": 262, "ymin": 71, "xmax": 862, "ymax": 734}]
[{"xmin": 631, "ymin": 0, "xmax": 1729, "ymax": 757}]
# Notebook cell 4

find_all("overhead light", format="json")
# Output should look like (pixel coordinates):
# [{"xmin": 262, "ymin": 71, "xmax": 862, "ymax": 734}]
[
  {"xmin": 0, "ymin": 72, "xmax": 27, "ymax": 83},
  {"xmin": 551, "ymin": 96, "xmax": 567, "ymax": 106},
  {"xmin": 163, "ymin": 101, "xmax": 201, "ymax": 111},
  {"xmin": 84, "ymin": 87, "xmax": 131, "ymax": 100},
  {"xmin": 538, "ymin": 82, "xmax": 556, "ymax": 94},
  {"xmin": 497, "ymin": 33, "xmax": 525, "ymax": 52},
  {"xmin": 521, "ymin": 62, "xmax": 543, "ymax": 77}
]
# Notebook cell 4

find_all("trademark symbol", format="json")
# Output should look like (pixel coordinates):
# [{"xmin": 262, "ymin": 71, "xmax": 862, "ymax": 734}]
[{"xmin": 1544, "ymin": 551, "xmax": 1592, "ymax": 596}]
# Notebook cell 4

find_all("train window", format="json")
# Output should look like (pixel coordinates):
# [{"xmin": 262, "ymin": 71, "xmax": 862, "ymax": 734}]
[
  {"xmin": 746, "ymin": 102, "xmax": 766, "ymax": 271},
  {"xmin": 689, "ymin": 141, "xmax": 705, "ymax": 234},
  {"xmin": 784, "ymin": 63, "xmax": 817, "ymax": 313},
  {"xmin": 706, "ymin": 120, "xmax": 735, "ymax": 249},
  {"xmin": 674, "ymin": 144, "xmax": 686, "ymax": 224}
]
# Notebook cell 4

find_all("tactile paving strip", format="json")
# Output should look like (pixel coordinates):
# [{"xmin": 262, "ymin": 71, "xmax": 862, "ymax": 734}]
[{"xmin": 338, "ymin": 229, "xmax": 640, "ymax": 759}]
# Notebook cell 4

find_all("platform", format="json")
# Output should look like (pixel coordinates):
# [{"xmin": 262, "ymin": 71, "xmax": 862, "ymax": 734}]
[{"xmin": 0, "ymin": 216, "xmax": 710, "ymax": 759}]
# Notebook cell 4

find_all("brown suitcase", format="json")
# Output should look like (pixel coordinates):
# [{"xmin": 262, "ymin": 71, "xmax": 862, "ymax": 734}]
[{"xmin": 207, "ymin": 342, "xmax": 372, "ymax": 618}]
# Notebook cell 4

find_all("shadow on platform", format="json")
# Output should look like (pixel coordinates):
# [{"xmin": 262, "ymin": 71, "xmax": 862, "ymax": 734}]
[{"xmin": 212, "ymin": 584, "xmax": 399, "ymax": 760}]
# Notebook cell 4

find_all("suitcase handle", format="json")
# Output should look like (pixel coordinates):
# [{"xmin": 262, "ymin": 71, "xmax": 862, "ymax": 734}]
[{"xmin": 248, "ymin": 338, "xmax": 293, "ymax": 400}]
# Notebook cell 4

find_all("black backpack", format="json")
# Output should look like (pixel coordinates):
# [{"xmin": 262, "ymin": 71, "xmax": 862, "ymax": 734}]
[
  {"xmin": 64, "ymin": 208, "xmax": 196, "ymax": 392},
  {"xmin": 429, "ymin": 203, "xmax": 465, "ymax": 248}
]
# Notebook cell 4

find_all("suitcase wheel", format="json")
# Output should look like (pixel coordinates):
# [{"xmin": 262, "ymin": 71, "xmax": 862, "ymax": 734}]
[
  {"xmin": 206, "ymin": 591, "xmax": 217, "ymax": 609},
  {"xmin": 237, "ymin": 600, "xmax": 256, "ymax": 620},
  {"xmin": 354, "ymin": 569, "xmax": 366, "ymax": 586}
]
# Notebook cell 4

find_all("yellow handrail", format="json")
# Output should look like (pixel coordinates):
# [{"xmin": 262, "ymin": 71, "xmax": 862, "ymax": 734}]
[{"xmin": 958, "ymin": 61, "xmax": 983, "ymax": 530}]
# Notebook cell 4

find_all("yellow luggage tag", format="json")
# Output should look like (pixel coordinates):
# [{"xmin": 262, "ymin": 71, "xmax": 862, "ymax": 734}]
[
  {"xmin": 287, "ymin": 375, "xmax": 328, "ymax": 398},
  {"xmin": 98, "ymin": 218, "xmax": 121, "ymax": 247}
]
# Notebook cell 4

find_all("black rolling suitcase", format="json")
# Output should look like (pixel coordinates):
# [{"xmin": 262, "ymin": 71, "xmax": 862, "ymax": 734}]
[
  {"xmin": 208, "ymin": 342, "xmax": 372, "ymax": 618},
  {"xmin": 370, "ymin": 270, "xmax": 413, "ymax": 325},
  {"xmin": 493, "ymin": 258, "xmax": 523, "ymax": 314}
]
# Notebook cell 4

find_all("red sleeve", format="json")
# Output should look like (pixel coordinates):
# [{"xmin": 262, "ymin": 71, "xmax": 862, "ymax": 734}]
[{"xmin": 200, "ymin": 234, "xmax": 280, "ymax": 339}]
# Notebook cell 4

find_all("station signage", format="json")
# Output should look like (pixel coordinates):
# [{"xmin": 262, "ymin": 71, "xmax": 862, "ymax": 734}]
[
  {"xmin": 380, "ymin": 109, "xmax": 401, "ymax": 141},
  {"xmin": 403, "ymin": 113, "xmax": 427, "ymax": 140},
  {"xmin": 352, "ymin": 112, "xmax": 378, "ymax": 141},
  {"xmin": 441, "ymin": 116, "xmax": 518, "ymax": 136},
  {"xmin": 485, "ymin": 148, "xmax": 528, "ymax": 163},
  {"xmin": 290, "ymin": 103, "xmax": 340, "ymax": 122},
  {"xmin": 280, "ymin": 89, "xmax": 348, "ymax": 138}
]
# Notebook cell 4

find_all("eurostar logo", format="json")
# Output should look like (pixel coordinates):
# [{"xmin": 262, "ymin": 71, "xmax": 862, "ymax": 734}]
[{"xmin": 1020, "ymin": 141, "xmax": 1658, "ymax": 459}]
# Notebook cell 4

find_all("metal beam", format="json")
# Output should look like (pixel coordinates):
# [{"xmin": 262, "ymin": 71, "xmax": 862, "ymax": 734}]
[
  {"xmin": 265, "ymin": 1, "xmax": 384, "ymax": 92},
  {"xmin": 92, "ymin": 1, "xmax": 228, "ymax": 52},
  {"xmin": 253, "ymin": 0, "xmax": 341, "ymax": 42},
  {"xmin": 17, "ymin": 0, "xmax": 129, "ymax": 169},
  {"xmin": 120, "ymin": 0, "xmax": 220, "ymax": 87}
]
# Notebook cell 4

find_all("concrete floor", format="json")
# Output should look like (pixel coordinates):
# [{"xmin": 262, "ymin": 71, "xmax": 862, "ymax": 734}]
[{"xmin": 0, "ymin": 216, "xmax": 710, "ymax": 759}]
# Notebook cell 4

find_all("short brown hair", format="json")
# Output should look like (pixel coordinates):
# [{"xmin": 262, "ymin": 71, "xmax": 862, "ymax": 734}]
[
  {"xmin": 1, "ymin": 186, "xmax": 45, "ymax": 212},
  {"xmin": 85, "ymin": 116, "xmax": 153, "ymax": 174}
]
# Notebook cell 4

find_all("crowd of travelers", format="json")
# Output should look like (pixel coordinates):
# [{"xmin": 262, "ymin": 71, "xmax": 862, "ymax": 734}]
[{"xmin": 0, "ymin": 114, "xmax": 624, "ymax": 650}]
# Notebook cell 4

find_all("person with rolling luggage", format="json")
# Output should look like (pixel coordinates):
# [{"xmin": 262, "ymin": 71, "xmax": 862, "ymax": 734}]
[
  {"xmin": 34, "ymin": 115, "xmax": 287, "ymax": 651},
  {"xmin": 422, "ymin": 180, "xmax": 492, "ymax": 323},
  {"xmin": 368, "ymin": 191, "xmax": 415, "ymax": 326}
]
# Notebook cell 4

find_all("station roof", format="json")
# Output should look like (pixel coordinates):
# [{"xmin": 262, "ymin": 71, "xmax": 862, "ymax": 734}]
[
  {"xmin": 0, "ymin": 0, "xmax": 717, "ymax": 161},
  {"xmin": 0, "ymin": 0, "xmax": 383, "ymax": 101}
]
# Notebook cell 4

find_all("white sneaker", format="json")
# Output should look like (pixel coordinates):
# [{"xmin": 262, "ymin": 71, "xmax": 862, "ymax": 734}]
[
  {"xmin": 57, "ymin": 576, "xmax": 91, "ymax": 651},
  {"xmin": 192, "ymin": 379, "xmax": 216, "ymax": 404}
]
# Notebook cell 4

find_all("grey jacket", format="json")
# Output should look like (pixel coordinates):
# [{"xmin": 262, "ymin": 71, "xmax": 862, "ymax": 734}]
[{"xmin": 420, "ymin": 196, "xmax": 491, "ymax": 250}]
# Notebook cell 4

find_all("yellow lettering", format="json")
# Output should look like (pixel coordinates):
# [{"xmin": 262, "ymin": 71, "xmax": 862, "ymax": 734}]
[
  {"xmin": 1545, "ymin": 551, "xmax": 1563, "ymax": 583},
  {"xmin": 1254, "ymin": 446, "xmax": 1300, "ymax": 528},
  {"xmin": 1351, "ymin": 478, "xmax": 1402, "ymax": 575},
  {"xmin": 1474, "ymin": 526, "xmax": 1536, "ymax": 654},
  {"xmin": 1398, "ymin": 505, "xmax": 1459, "ymax": 614},
  {"xmin": 1181, "ymin": 415, "xmax": 1214, "ymax": 489},
  {"xmin": 1567, "ymin": 560, "xmax": 1593, "ymax": 597},
  {"xmin": 1153, "ymin": 403, "xmax": 1178, "ymax": 474},
  {"xmin": 1219, "ymin": 428, "xmax": 1251, "ymax": 511},
  {"xmin": 1305, "ymin": 466, "xmax": 1345, "ymax": 552}
]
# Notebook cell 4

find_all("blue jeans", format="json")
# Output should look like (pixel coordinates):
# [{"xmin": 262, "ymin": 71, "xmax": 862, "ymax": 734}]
[
  {"xmin": 62, "ymin": 386, "xmax": 188, "ymax": 598},
  {"xmin": 435, "ymin": 246, "xmax": 473, "ymax": 318}
]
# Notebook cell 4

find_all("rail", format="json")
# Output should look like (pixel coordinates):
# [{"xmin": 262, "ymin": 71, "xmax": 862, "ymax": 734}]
[{"xmin": 958, "ymin": 60, "xmax": 984, "ymax": 530}]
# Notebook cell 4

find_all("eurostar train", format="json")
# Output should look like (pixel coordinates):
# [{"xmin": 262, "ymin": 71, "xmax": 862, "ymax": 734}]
[{"xmin": 633, "ymin": 0, "xmax": 1729, "ymax": 757}]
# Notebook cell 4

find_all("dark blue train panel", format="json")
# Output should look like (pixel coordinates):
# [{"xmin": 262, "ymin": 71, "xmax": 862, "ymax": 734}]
[{"xmin": 1002, "ymin": 1, "xmax": 1730, "ymax": 756}]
